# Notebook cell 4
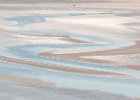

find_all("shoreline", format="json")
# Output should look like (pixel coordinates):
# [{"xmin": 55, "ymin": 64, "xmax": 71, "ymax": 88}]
[
  {"xmin": 0, "ymin": 1, "xmax": 140, "ymax": 99},
  {"xmin": 0, "ymin": 1, "xmax": 140, "ymax": 9}
]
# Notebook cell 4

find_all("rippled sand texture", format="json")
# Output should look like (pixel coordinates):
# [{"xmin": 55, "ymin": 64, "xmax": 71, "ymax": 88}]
[{"xmin": 0, "ymin": 1, "xmax": 140, "ymax": 100}]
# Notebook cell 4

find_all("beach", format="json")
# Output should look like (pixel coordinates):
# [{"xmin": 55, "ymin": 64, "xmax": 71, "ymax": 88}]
[{"xmin": 0, "ymin": 0, "xmax": 140, "ymax": 100}]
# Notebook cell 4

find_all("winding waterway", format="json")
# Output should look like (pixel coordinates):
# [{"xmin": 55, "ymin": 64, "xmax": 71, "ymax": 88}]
[{"xmin": 0, "ymin": 3, "xmax": 140, "ymax": 100}]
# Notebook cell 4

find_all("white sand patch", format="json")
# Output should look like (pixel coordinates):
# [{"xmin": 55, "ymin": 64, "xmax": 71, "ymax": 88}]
[
  {"xmin": 47, "ymin": 15, "xmax": 137, "ymax": 30},
  {"xmin": 25, "ymin": 15, "xmax": 129, "ymax": 31},
  {"xmin": 83, "ymin": 54, "xmax": 140, "ymax": 66},
  {"xmin": 14, "ymin": 34, "xmax": 73, "ymax": 44},
  {"xmin": 0, "ymin": 31, "xmax": 74, "ymax": 46},
  {"xmin": 47, "ymin": 17, "xmax": 119, "ymax": 28}
]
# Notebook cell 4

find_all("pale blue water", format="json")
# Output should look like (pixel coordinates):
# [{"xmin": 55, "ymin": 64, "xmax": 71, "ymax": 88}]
[
  {"xmin": 1, "ymin": 12, "xmax": 140, "ymax": 99},
  {"xmin": 0, "ymin": 61, "xmax": 140, "ymax": 97}
]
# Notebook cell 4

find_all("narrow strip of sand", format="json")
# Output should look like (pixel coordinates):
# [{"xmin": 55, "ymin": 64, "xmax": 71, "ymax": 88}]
[
  {"xmin": 39, "ymin": 41, "xmax": 140, "ymax": 70},
  {"xmin": 0, "ymin": 56, "xmax": 130, "ymax": 78},
  {"xmin": 0, "ymin": 75, "xmax": 53, "ymax": 86}
]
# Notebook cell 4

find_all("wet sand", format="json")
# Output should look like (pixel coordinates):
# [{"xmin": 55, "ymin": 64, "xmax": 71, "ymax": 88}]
[
  {"xmin": 0, "ymin": 75, "xmax": 53, "ymax": 86},
  {"xmin": 40, "ymin": 41, "xmax": 140, "ymax": 70},
  {"xmin": 0, "ymin": 0, "xmax": 140, "ymax": 99},
  {"xmin": 0, "ymin": 56, "xmax": 127, "ymax": 78}
]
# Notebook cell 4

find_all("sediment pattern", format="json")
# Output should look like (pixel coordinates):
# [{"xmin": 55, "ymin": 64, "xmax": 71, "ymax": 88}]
[{"xmin": 0, "ymin": 1, "xmax": 140, "ymax": 100}]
